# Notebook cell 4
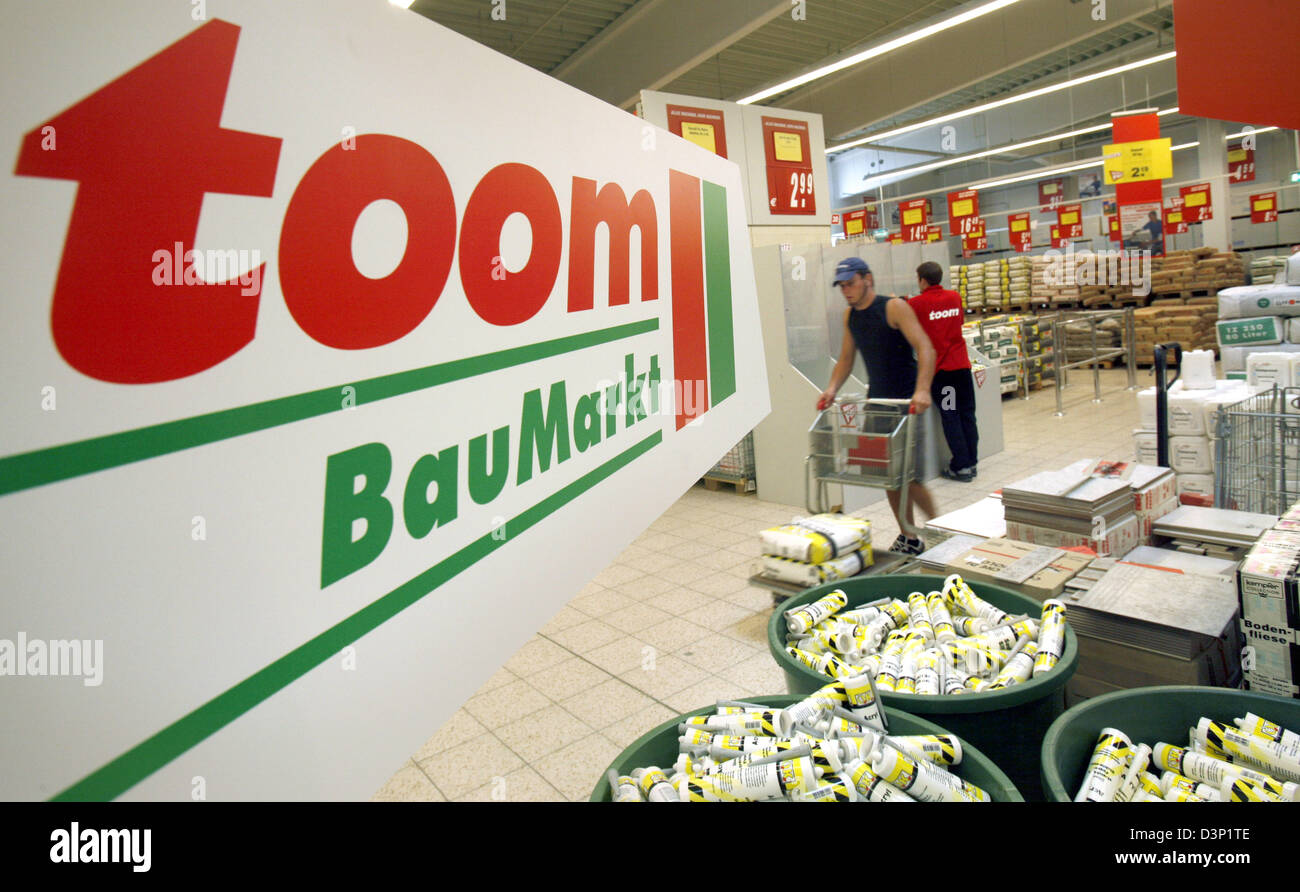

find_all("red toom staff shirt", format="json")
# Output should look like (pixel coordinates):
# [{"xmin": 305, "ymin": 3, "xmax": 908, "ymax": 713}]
[{"xmin": 909, "ymin": 284, "xmax": 970, "ymax": 371}]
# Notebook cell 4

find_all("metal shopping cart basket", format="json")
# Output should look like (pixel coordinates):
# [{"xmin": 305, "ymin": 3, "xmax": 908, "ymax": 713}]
[
  {"xmin": 804, "ymin": 396, "xmax": 919, "ymax": 538},
  {"xmin": 1214, "ymin": 385, "xmax": 1300, "ymax": 515}
]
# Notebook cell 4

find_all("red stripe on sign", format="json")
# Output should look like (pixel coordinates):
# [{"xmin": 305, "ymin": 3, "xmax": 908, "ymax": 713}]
[{"xmin": 669, "ymin": 170, "xmax": 709, "ymax": 430}]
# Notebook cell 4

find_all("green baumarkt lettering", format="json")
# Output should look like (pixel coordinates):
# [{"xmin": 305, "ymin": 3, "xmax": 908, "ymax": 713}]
[{"xmin": 322, "ymin": 352, "xmax": 661, "ymax": 587}]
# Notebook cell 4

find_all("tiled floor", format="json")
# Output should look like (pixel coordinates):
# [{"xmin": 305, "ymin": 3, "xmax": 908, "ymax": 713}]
[{"xmin": 373, "ymin": 367, "xmax": 1148, "ymax": 801}]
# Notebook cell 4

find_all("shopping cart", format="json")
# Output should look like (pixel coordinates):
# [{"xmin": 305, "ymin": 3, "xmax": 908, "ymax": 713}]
[
  {"xmin": 1215, "ymin": 385, "xmax": 1300, "ymax": 515},
  {"xmin": 804, "ymin": 396, "xmax": 920, "ymax": 539}
]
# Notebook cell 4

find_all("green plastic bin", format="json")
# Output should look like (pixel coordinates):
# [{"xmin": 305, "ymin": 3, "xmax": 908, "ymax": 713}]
[
  {"xmin": 1041, "ymin": 685, "xmax": 1300, "ymax": 801},
  {"xmin": 590, "ymin": 694, "xmax": 1023, "ymax": 801},
  {"xmin": 767, "ymin": 574, "xmax": 1077, "ymax": 802}
]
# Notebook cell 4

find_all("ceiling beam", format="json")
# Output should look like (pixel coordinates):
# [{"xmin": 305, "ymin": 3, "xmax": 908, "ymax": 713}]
[
  {"xmin": 751, "ymin": 0, "xmax": 1173, "ymax": 140},
  {"xmin": 551, "ymin": 0, "xmax": 789, "ymax": 110}
]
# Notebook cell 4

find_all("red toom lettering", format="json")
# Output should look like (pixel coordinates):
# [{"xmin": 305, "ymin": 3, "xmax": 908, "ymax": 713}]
[
  {"xmin": 13, "ymin": 20, "xmax": 281, "ymax": 384},
  {"xmin": 567, "ymin": 177, "xmax": 658, "ymax": 311},
  {"xmin": 459, "ymin": 163, "xmax": 562, "ymax": 326},
  {"xmin": 279, "ymin": 134, "xmax": 457, "ymax": 349}
]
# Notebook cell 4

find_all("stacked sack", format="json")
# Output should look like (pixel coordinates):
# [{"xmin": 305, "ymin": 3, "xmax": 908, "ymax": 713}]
[
  {"xmin": 758, "ymin": 514, "xmax": 872, "ymax": 587},
  {"xmin": 1006, "ymin": 255, "xmax": 1032, "ymax": 305},
  {"xmin": 1250, "ymin": 255, "xmax": 1290, "ymax": 285},
  {"xmin": 1062, "ymin": 316, "xmax": 1123, "ymax": 364},
  {"xmin": 1217, "ymin": 254, "xmax": 1300, "ymax": 373},
  {"xmin": 982, "ymin": 259, "xmax": 1006, "ymax": 310},
  {"xmin": 1132, "ymin": 299, "xmax": 1218, "ymax": 359},
  {"xmin": 955, "ymin": 262, "xmax": 985, "ymax": 311}
]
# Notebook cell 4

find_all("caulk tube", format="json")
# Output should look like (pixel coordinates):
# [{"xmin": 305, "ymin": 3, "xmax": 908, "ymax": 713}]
[
  {"xmin": 844, "ymin": 758, "xmax": 915, "ymax": 802},
  {"xmin": 1164, "ymin": 788, "xmax": 1210, "ymax": 802},
  {"xmin": 907, "ymin": 592, "xmax": 935, "ymax": 644},
  {"xmin": 875, "ymin": 653, "xmax": 901, "ymax": 691},
  {"xmin": 926, "ymin": 591, "xmax": 957, "ymax": 643},
  {"xmin": 633, "ymin": 766, "xmax": 678, "ymax": 803},
  {"xmin": 610, "ymin": 770, "xmax": 642, "ymax": 802},
  {"xmin": 687, "ymin": 710, "xmax": 785, "ymax": 737},
  {"xmin": 1008, "ymin": 617, "xmax": 1040, "ymax": 641},
  {"xmin": 1114, "ymin": 744, "xmax": 1152, "ymax": 803},
  {"xmin": 986, "ymin": 640, "xmax": 1038, "ymax": 690},
  {"xmin": 687, "ymin": 752, "xmax": 821, "ymax": 802},
  {"xmin": 1033, "ymin": 600, "xmax": 1067, "ymax": 677},
  {"xmin": 1153, "ymin": 742, "xmax": 1289, "ymax": 793},
  {"xmin": 791, "ymin": 772, "xmax": 861, "ymax": 802},
  {"xmin": 1224, "ymin": 777, "xmax": 1283, "ymax": 802},
  {"xmin": 1074, "ymin": 729, "xmax": 1135, "ymax": 802},
  {"xmin": 1139, "ymin": 771, "xmax": 1164, "ymax": 800},
  {"xmin": 841, "ymin": 672, "xmax": 887, "ymax": 730},
  {"xmin": 945, "ymin": 575, "xmax": 1011, "ymax": 626},
  {"xmin": 881, "ymin": 629, "xmax": 909, "ymax": 656},
  {"xmin": 785, "ymin": 589, "xmax": 849, "ymax": 635},
  {"xmin": 870, "ymin": 744, "xmax": 990, "ymax": 802},
  {"xmin": 787, "ymin": 634, "xmax": 830, "ymax": 655},
  {"xmin": 785, "ymin": 647, "xmax": 853, "ymax": 680},
  {"xmin": 1159, "ymin": 770, "xmax": 1222, "ymax": 801},
  {"xmin": 1234, "ymin": 712, "xmax": 1300, "ymax": 750},
  {"xmin": 895, "ymin": 653, "xmax": 918, "ymax": 694},
  {"xmin": 886, "ymin": 734, "xmax": 963, "ymax": 767},
  {"xmin": 1195, "ymin": 718, "xmax": 1300, "ymax": 783},
  {"xmin": 914, "ymin": 650, "xmax": 942, "ymax": 696},
  {"xmin": 780, "ymin": 680, "xmax": 850, "ymax": 734},
  {"xmin": 953, "ymin": 615, "xmax": 990, "ymax": 636}
]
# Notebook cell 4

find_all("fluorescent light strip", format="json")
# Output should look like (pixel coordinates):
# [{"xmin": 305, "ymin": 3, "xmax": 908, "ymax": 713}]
[
  {"xmin": 1158, "ymin": 106, "xmax": 1180, "ymax": 116},
  {"xmin": 859, "ymin": 121, "xmax": 1117, "ymax": 190},
  {"xmin": 1227, "ymin": 126, "xmax": 1279, "ymax": 139},
  {"xmin": 737, "ymin": 0, "xmax": 1023, "ymax": 105},
  {"xmin": 829, "ymin": 51, "xmax": 1177, "ymax": 152}
]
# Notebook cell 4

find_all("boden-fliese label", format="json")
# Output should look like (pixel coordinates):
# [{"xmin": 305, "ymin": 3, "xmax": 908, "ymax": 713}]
[{"xmin": 0, "ymin": 0, "xmax": 768, "ymax": 799}]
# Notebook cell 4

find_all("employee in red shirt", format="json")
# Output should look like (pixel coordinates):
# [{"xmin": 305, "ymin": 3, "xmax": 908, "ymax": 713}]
[{"xmin": 909, "ymin": 261, "xmax": 979, "ymax": 482}]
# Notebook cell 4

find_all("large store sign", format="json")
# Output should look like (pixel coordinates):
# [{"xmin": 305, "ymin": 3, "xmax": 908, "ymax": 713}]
[{"xmin": 0, "ymin": 2, "xmax": 767, "ymax": 800}]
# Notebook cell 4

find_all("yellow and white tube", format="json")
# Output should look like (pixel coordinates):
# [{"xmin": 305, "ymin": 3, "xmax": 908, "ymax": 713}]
[
  {"xmin": 841, "ymin": 672, "xmax": 887, "ymax": 730},
  {"xmin": 1196, "ymin": 717, "xmax": 1300, "ymax": 783},
  {"xmin": 844, "ymin": 757, "xmax": 915, "ymax": 802},
  {"xmin": 1154, "ymin": 742, "xmax": 1288, "ymax": 794},
  {"xmin": 914, "ymin": 650, "xmax": 942, "ymax": 696},
  {"xmin": 1224, "ymin": 777, "xmax": 1283, "ymax": 802},
  {"xmin": 1033, "ymin": 600, "xmax": 1067, "ymax": 677},
  {"xmin": 785, "ymin": 590, "xmax": 849, "ymax": 635},
  {"xmin": 1075, "ymin": 728, "xmax": 1134, "ymax": 802},
  {"xmin": 887, "ymin": 734, "xmax": 962, "ymax": 767},
  {"xmin": 1114, "ymin": 743, "xmax": 1152, "ymax": 803},
  {"xmin": 785, "ymin": 646, "xmax": 853, "ymax": 680},
  {"xmin": 633, "ymin": 766, "xmax": 679, "ymax": 803},
  {"xmin": 926, "ymin": 591, "xmax": 957, "ymax": 643},
  {"xmin": 986, "ymin": 641, "xmax": 1038, "ymax": 690},
  {"xmin": 870, "ymin": 745, "xmax": 990, "ymax": 803},
  {"xmin": 1234, "ymin": 712, "xmax": 1300, "ymax": 750}
]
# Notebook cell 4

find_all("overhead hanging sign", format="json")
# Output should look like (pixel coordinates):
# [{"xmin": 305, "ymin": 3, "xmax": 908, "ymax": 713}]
[
  {"xmin": 1008, "ymin": 213, "xmax": 1032, "ymax": 252},
  {"xmin": 1179, "ymin": 183, "xmax": 1214, "ymax": 222},
  {"xmin": 1163, "ymin": 197, "xmax": 1189, "ymax": 235},
  {"xmin": 1228, "ymin": 142, "xmax": 1256, "ymax": 183},
  {"xmin": 841, "ymin": 205, "xmax": 878, "ymax": 238},
  {"xmin": 924, "ymin": 224, "xmax": 944, "ymax": 244},
  {"xmin": 1049, "ymin": 225, "xmax": 1069, "ymax": 250},
  {"xmin": 900, "ymin": 198, "xmax": 929, "ymax": 242},
  {"xmin": 1102, "ymin": 138, "xmax": 1173, "ymax": 184},
  {"xmin": 1251, "ymin": 192, "xmax": 1279, "ymax": 224},
  {"xmin": 0, "ymin": 0, "xmax": 769, "ymax": 801},
  {"xmin": 666, "ymin": 104, "xmax": 729, "ymax": 159},
  {"xmin": 1038, "ymin": 178, "xmax": 1065, "ymax": 211},
  {"xmin": 761, "ymin": 115, "xmax": 815, "ymax": 215},
  {"xmin": 1056, "ymin": 203, "xmax": 1084, "ymax": 239},
  {"xmin": 1108, "ymin": 215, "xmax": 1122, "ymax": 243},
  {"xmin": 947, "ymin": 189, "xmax": 980, "ymax": 236}
]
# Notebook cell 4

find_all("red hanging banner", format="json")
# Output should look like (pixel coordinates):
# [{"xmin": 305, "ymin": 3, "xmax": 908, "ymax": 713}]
[
  {"xmin": 1179, "ymin": 183, "xmax": 1214, "ymax": 222},
  {"xmin": 666, "ymin": 104, "xmax": 729, "ymax": 158},
  {"xmin": 1164, "ymin": 197, "xmax": 1189, "ymax": 235},
  {"xmin": 1251, "ymin": 192, "xmax": 1279, "ymax": 224},
  {"xmin": 1228, "ymin": 142, "xmax": 1256, "ymax": 183},
  {"xmin": 924, "ymin": 224, "xmax": 944, "ymax": 244},
  {"xmin": 761, "ymin": 116, "xmax": 815, "ymax": 215},
  {"xmin": 1008, "ymin": 212, "xmax": 1032, "ymax": 252},
  {"xmin": 900, "ymin": 198, "xmax": 929, "ymax": 242},
  {"xmin": 1057, "ymin": 202, "xmax": 1084, "ymax": 239},
  {"xmin": 947, "ymin": 189, "xmax": 980, "ymax": 236},
  {"xmin": 1049, "ymin": 225, "xmax": 1069, "ymax": 250},
  {"xmin": 1038, "ymin": 178, "xmax": 1065, "ymax": 211},
  {"xmin": 1112, "ymin": 112, "xmax": 1166, "ymax": 258},
  {"xmin": 1108, "ymin": 215, "xmax": 1122, "ymax": 243}
]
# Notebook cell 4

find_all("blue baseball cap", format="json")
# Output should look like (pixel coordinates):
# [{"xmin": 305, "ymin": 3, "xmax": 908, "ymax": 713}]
[{"xmin": 832, "ymin": 256, "xmax": 870, "ymax": 285}]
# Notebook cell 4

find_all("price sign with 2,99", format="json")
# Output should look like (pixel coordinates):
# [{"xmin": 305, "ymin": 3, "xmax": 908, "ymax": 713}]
[{"xmin": 762, "ymin": 115, "xmax": 816, "ymax": 216}]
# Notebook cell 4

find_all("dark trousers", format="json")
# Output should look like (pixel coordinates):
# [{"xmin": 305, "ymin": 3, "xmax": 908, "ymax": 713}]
[{"xmin": 931, "ymin": 368, "xmax": 979, "ymax": 472}]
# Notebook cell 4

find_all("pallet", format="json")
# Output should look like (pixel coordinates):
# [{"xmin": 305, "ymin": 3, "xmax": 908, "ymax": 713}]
[{"xmin": 701, "ymin": 474, "xmax": 755, "ymax": 493}]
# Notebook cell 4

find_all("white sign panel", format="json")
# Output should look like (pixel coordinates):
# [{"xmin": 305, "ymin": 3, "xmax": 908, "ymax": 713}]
[{"xmin": 0, "ymin": 0, "xmax": 768, "ymax": 800}]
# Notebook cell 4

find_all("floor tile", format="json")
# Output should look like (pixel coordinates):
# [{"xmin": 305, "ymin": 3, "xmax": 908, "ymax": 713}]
[
  {"xmin": 526, "ymin": 656, "xmax": 614, "ymax": 702},
  {"xmin": 418, "ymin": 736, "xmax": 524, "ymax": 799},
  {"xmin": 455, "ymin": 766, "xmax": 563, "ymax": 803},
  {"xmin": 533, "ymin": 734, "xmax": 622, "ymax": 801},
  {"xmin": 600, "ymin": 703, "xmax": 679, "ymax": 749},
  {"xmin": 493, "ymin": 704, "xmax": 595, "ymax": 763},
  {"xmin": 371, "ymin": 762, "xmax": 445, "ymax": 802},
  {"xmin": 503, "ymin": 636, "xmax": 572, "ymax": 676},
  {"xmin": 619, "ymin": 653, "xmax": 710, "ymax": 700},
  {"xmin": 538, "ymin": 606, "xmax": 590, "ymax": 636},
  {"xmin": 718, "ymin": 652, "xmax": 791, "ymax": 695},
  {"xmin": 463, "ymin": 679, "xmax": 552, "ymax": 729},
  {"xmin": 568, "ymin": 588, "xmax": 637, "ymax": 618},
  {"xmin": 600, "ymin": 602, "xmax": 674, "ymax": 635},
  {"xmin": 414, "ymin": 709, "xmax": 484, "ymax": 762},
  {"xmin": 612, "ymin": 575, "xmax": 679, "ymax": 600},
  {"xmin": 559, "ymin": 677, "xmax": 658, "ymax": 728},
  {"xmin": 661, "ymin": 676, "xmax": 757, "ymax": 714},
  {"xmin": 640, "ymin": 586, "xmax": 717, "ymax": 617},
  {"xmin": 673, "ymin": 634, "xmax": 761, "ymax": 673},
  {"xmin": 583, "ymin": 635, "xmax": 656, "ymax": 675},
  {"xmin": 594, "ymin": 564, "xmax": 645, "ymax": 588},
  {"xmin": 686, "ymin": 571, "xmax": 751, "ymax": 597},
  {"xmin": 636, "ymin": 616, "xmax": 715, "ymax": 652},
  {"xmin": 547, "ymin": 619, "xmax": 623, "ymax": 653},
  {"xmin": 681, "ymin": 600, "xmax": 753, "ymax": 631}
]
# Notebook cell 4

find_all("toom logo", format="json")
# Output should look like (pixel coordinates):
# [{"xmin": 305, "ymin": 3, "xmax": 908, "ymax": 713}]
[
  {"xmin": 12, "ymin": 19, "xmax": 734, "ymax": 430},
  {"xmin": 1, "ymin": 2, "xmax": 765, "ymax": 802}
]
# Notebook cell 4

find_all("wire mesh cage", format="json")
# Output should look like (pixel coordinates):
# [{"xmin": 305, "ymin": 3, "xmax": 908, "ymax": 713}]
[
  {"xmin": 708, "ymin": 432, "xmax": 756, "ymax": 484},
  {"xmin": 1215, "ymin": 385, "xmax": 1300, "ymax": 515}
]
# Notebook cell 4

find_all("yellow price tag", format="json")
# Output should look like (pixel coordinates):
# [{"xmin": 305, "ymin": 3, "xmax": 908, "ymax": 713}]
[
  {"xmin": 1168, "ymin": 211, "xmax": 1182, "ymax": 223},
  {"xmin": 952, "ymin": 199, "xmax": 973, "ymax": 217},
  {"xmin": 680, "ymin": 122, "xmax": 716, "ymax": 154},
  {"xmin": 1228, "ymin": 149, "xmax": 1248, "ymax": 163},
  {"xmin": 1060, "ymin": 211, "xmax": 1079, "ymax": 226},
  {"xmin": 1010, "ymin": 219, "xmax": 1027, "ymax": 232},
  {"xmin": 773, "ymin": 132, "xmax": 803, "ymax": 162},
  {"xmin": 927, "ymin": 230, "xmax": 942, "ymax": 242},
  {"xmin": 1103, "ymin": 138, "xmax": 1173, "ymax": 184},
  {"xmin": 846, "ymin": 218, "xmax": 864, "ymax": 235},
  {"xmin": 1255, "ymin": 197, "xmax": 1275, "ymax": 211},
  {"xmin": 902, "ymin": 208, "xmax": 923, "ymax": 225},
  {"xmin": 1042, "ymin": 183, "xmax": 1058, "ymax": 195},
  {"xmin": 1184, "ymin": 191, "xmax": 1207, "ymax": 207}
]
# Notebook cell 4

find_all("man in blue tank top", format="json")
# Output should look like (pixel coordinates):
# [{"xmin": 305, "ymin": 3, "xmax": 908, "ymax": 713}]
[{"xmin": 817, "ymin": 256, "xmax": 937, "ymax": 555}]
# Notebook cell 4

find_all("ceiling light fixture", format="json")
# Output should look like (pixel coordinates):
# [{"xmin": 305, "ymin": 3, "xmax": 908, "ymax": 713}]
[{"xmin": 737, "ymin": 0, "xmax": 1024, "ymax": 105}]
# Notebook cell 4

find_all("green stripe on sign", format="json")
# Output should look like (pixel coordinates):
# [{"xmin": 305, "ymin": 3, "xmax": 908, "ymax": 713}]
[
  {"xmin": 702, "ymin": 180, "xmax": 735, "ymax": 404},
  {"xmin": 52, "ymin": 429, "xmax": 662, "ymax": 801},
  {"xmin": 0, "ymin": 319, "xmax": 657, "ymax": 498}
]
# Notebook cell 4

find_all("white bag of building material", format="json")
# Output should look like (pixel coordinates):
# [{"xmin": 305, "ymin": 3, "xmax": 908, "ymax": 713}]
[
  {"xmin": 1170, "ymin": 435, "xmax": 1213, "ymax": 475},
  {"xmin": 1181, "ymin": 350, "xmax": 1217, "ymax": 390},
  {"xmin": 1220, "ymin": 343, "xmax": 1300, "ymax": 373},
  {"xmin": 1217, "ymin": 284, "xmax": 1300, "ymax": 319},
  {"xmin": 1133, "ymin": 429, "xmax": 1158, "ymax": 465},
  {"xmin": 1177, "ymin": 473, "xmax": 1215, "ymax": 498},
  {"xmin": 1247, "ymin": 352, "xmax": 1296, "ymax": 388}
]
